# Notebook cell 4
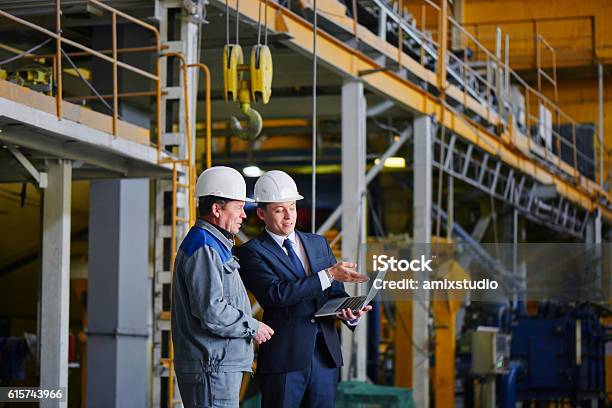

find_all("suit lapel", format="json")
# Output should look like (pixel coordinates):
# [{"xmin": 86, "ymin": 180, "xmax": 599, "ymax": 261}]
[{"xmin": 258, "ymin": 232, "xmax": 302, "ymax": 279}]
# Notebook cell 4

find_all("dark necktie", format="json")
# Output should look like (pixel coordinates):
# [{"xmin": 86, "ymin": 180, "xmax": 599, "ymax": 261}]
[{"xmin": 283, "ymin": 238, "xmax": 307, "ymax": 277}]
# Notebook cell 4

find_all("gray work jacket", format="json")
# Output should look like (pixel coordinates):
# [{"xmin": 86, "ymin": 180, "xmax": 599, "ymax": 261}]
[{"xmin": 171, "ymin": 219, "xmax": 258, "ymax": 377}]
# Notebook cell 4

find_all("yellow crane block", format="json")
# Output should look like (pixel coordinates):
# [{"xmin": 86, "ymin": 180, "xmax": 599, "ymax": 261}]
[
  {"xmin": 223, "ymin": 44, "xmax": 244, "ymax": 102},
  {"xmin": 250, "ymin": 44, "xmax": 273, "ymax": 104}
]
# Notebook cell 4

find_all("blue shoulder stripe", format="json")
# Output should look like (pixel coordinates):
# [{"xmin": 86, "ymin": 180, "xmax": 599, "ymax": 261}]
[{"xmin": 179, "ymin": 226, "xmax": 231, "ymax": 263}]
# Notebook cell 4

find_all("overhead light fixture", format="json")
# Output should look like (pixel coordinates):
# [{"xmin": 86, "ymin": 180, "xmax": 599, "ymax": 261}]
[
  {"xmin": 243, "ymin": 165, "xmax": 264, "ymax": 177},
  {"xmin": 374, "ymin": 156, "xmax": 406, "ymax": 168}
]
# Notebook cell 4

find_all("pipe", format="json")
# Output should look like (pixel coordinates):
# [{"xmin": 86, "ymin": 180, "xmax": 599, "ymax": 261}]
[
  {"xmin": 505, "ymin": 34, "xmax": 510, "ymax": 105},
  {"xmin": 155, "ymin": 39, "xmax": 161, "ymax": 163},
  {"xmin": 495, "ymin": 27, "xmax": 502, "ymax": 104},
  {"xmin": 188, "ymin": 63, "xmax": 212, "ymax": 169},
  {"xmin": 163, "ymin": 52, "xmax": 195, "ymax": 224},
  {"xmin": 436, "ymin": 0, "xmax": 448, "ymax": 89},
  {"xmin": 112, "ymin": 12, "xmax": 118, "ymax": 135},
  {"xmin": 366, "ymin": 298, "xmax": 381, "ymax": 382},
  {"xmin": 312, "ymin": 0, "xmax": 318, "ymax": 233},
  {"xmin": 598, "ymin": 63, "xmax": 604, "ymax": 188},
  {"xmin": 500, "ymin": 363, "xmax": 521, "ymax": 408},
  {"xmin": 366, "ymin": 100, "xmax": 394, "ymax": 117},
  {"xmin": 31, "ymin": 45, "xmax": 164, "ymax": 60},
  {"xmin": 65, "ymin": 91, "xmax": 160, "ymax": 101},
  {"xmin": 55, "ymin": 0, "xmax": 62, "ymax": 120},
  {"xmin": 169, "ymin": 163, "xmax": 178, "ymax": 408},
  {"xmin": 397, "ymin": 0, "xmax": 403, "ymax": 68}
]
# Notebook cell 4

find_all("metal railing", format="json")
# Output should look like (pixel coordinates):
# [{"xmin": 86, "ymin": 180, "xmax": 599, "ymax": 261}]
[
  {"xmin": 506, "ymin": 62, "xmax": 597, "ymax": 181},
  {"xmin": 447, "ymin": 9, "xmax": 596, "ymax": 183},
  {"xmin": 0, "ymin": 0, "xmax": 214, "ymax": 172},
  {"xmin": 0, "ymin": 0, "xmax": 162, "ymax": 151},
  {"xmin": 189, "ymin": 63, "xmax": 213, "ymax": 170}
]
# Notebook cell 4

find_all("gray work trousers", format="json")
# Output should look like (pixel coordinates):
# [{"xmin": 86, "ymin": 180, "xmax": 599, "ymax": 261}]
[{"xmin": 176, "ymin": 371, "xmax": 244, "ymax": 408}]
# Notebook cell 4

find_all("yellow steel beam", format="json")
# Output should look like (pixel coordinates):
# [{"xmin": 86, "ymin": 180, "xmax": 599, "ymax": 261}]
[
  {"xmin": 218, "ymin": 0, "xmax": 612, "ymax": 221},
  {"xmin": 436, "ymin": 0, "xmax": 448, "ymax": 90},
  {"xmin": 433, "ymin": 300, "xmax": 458, "ymax": 407},
  {"xmin": 394, "ymin": 300, "xmax": 413, "ymax": 388}
]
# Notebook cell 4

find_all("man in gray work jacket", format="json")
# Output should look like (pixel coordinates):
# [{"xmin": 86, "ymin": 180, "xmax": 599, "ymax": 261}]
[{"xmin": 172, "ymin": 166, "xmax": 275, "ymax": 408}]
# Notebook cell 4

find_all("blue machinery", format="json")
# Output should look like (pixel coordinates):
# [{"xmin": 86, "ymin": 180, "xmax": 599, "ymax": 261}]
[{"xmin": 459, "ymin": 302, "xmax": 610, "ymax": 407}]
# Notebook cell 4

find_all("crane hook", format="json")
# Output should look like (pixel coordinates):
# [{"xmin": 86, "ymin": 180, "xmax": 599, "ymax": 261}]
[
  {"xmin": 230, "ymin": 101, "xmax": 263, "ymax": 140},
  {"xmin": 230, "ymin": 79, "xmax": 263, "ymax": 140}
]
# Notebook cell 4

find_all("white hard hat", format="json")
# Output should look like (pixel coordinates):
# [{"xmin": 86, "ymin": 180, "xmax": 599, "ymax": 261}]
[
  {"xmin": 254, "ymin": 170, "xmax": 304, "ymax": 203},
  {"xmin": 195, "ymin": 166, "xmax": 255, "ymax": 202}
]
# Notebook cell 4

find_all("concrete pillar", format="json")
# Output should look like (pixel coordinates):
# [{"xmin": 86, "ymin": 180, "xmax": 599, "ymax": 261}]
[
  {"xmin": 180, "ymin": 11, "xmax": 200, "ymax": 164},
  {"xmin": 40, "ymin": 160, "xmax": 72, "ymax": 408},
  {"xmin": 413, "ymin": 116, "xmax": 432, "ymax": 408},
  {"xmin": 87, "ymin": 179, "xmax": 150, "ymax": 407},
  {"xmin": 341, "ymin": 79, "xmax": 367, "ymax": 381}
]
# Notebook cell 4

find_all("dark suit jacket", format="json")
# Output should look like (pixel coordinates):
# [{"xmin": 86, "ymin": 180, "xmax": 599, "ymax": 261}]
[{"xmin": 235, "ymin": 229, "xmax": 352, "ymax": 374}]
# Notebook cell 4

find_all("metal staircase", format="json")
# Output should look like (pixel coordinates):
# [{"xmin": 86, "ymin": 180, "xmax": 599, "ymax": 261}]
[
  {"xmin": 432, "ymin": 129, "xmax": 591, "ymax": 239},
  {"xmin": 335, "ymin": 0, "xmax": 505, "ymax": 120}
]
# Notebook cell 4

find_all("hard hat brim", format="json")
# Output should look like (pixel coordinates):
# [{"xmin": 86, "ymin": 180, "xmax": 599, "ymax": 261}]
[
  {"xmin": 198, "ymin": 193, "xmax": 255, "ymax": 203},
  {"xmin": 226, "ymin": 196, "xmax": 256, "ymax": 203},
  {"xmin": 256, "ymin": 194, "xmax": 304, "ymax": 203}
]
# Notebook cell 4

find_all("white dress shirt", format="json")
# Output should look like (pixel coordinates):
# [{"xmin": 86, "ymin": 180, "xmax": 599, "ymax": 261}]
[
  {"xmin": 265, "ymin": 228, "xmax": 332, "ymax": 290},
  {"xmin": 265, "ymin": 228, "xmax": 360, "ymax": 326}
]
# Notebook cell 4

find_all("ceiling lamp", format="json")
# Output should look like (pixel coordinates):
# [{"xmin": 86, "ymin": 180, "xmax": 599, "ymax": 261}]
[
  {"xmin": 374, "ymin": 157, "xmax": 406, "ymax": 168},
  {"xmin": 243, "ymin": 165, "xmax": 264, "ymax": 178}
]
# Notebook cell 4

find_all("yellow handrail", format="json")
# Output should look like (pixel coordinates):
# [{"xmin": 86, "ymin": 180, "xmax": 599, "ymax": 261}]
[
  {"xmin": 188, "ymin": 63, "xmax": 213, "ymax": 169},
  {"xmin": 161, "ymin": 52, "xmax": 196, "ymax": 224}
]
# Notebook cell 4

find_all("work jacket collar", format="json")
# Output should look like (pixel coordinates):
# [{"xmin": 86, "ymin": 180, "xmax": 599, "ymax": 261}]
[{"xmin": 196, "ymin": 218, "xmax": 234, "ymax": 249}]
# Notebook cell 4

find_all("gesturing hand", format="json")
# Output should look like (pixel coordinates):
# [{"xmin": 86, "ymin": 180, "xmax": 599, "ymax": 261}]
[{"xmin": 327, "ymin": 261, "xmax": 369, "ymax": 283}]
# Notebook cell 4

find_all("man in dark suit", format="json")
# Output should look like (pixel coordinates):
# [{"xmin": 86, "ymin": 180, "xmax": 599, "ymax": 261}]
[{"xmin": 235, "ymin": 170, "xmax": 371, "ymax": 408}]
